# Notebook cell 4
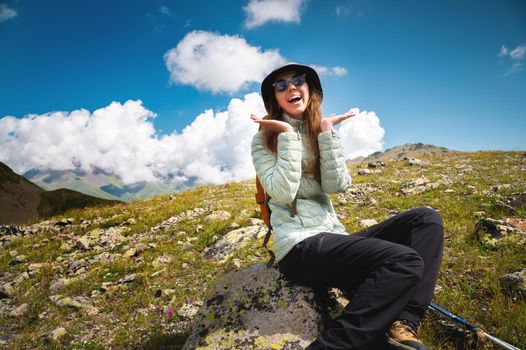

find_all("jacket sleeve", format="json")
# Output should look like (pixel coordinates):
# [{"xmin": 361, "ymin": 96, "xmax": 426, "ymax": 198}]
[
  {"xmin": 251, "ymin": 131, "xmax": 302, "ymax": 204},
  {"xmin": 318, "ymin": 129, "xmax": 351, "ymax": 193}
]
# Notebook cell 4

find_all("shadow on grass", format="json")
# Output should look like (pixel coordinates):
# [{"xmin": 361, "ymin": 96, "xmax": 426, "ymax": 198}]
[{"xmin": 137, "ymin": 331, "xmax": 189, "ymax": 350}]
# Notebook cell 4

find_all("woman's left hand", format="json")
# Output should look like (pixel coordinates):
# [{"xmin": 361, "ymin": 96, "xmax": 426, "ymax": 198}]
[{"xmin": 320, "ymin": 110, "xmax": 356, "ymax": 132}]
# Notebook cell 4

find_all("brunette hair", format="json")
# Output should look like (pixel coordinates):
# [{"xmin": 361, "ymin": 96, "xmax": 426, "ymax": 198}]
[{"xmin": 262, "ymin": 80, "xmax": 323, "ymax": 182}]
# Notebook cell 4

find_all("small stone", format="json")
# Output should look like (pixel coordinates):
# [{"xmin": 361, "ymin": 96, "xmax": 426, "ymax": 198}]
[
  {"xmin": 10, "ymin": 303, "xmax": 29, "ymax": 317},
  {"xmin": 181, "ymin": 263, "xmax": 189, "ymax": 269},
  {"xmin": 9, "ymin": 255, "xmax": 27, "ymax": 265},
  {"xmin": 124, "ymin": 248, "xmax": 138, "ymax": 258},
  {"xmin": 135, "ymin": 243, "xmax": 149, "ymax": 252},
  {"xmin": 124, "ymin": 218, "xmax": 137, "ymax": 225},
  {"xmin": 3, "ymin": 282, "xmax": 16, "ymax": 296},
  {"xmin": 162, "ymin": 289, "xmax": 176, "ymax": 297},
  {"xmin": 76, "ymin": 236, "xmax": 91, "ymax": 250},
  {"xmin": 177, "ymin": 303, "xmax": 200, "ymax": 319},
  {"xmin": 51, "ymin": 327, "xmax": 67, "ymax": 341},
  {"xmin": 204, "ymin": 210, "xmax": 231, "ymax": 222},
  {"xmin": 15, "ymin": 271, "xmax": 30, "ymax": 284},
  {"xmin": 54, "ymin": 218, "xmax": 75, "ymax": 227},
  {"xmin": 336, "ymin": 212, "xmax": 349, "ymax": 220},
  {"xmin": 359, "ymin": 219, "xmax": 378, "ymax": 228},
  {"xmin": 406, "ymin": 157, "xmax": 425, "ymax": 166},
  {"xmin": 357, "ymin": 168, "xmax": 382, "ymax": 175},
  {"xmin": 54, "ymin": 296, "xmax": 99, "ymax": 315},
  {"xmin": 119, "ymin": 274, "xmax": 137, "ymax": 284},
  {"xmin": 151, "ymin": 269, "xmax": 166, "ymax": 278},
  {"xmin": 88, "ymin": 228, "xmax": 103, "ymax": 238},
  {"xmin": 152, "ymin": 254, "xmax": 173, "ymax": 267},
  {"xmin": 75, "ymin": 267, "xmax": 87, "ymax": 275},
  {"xmin": 247, "ymin": 218, "xmax": 265, "ymax": 226},
  {"xmin": 368, "ymin": 161, "xmax": 385, "ymax": 168},
  {"xmin": 59, "ymin": 242, "xmax": 73, "ymax": 251},
  {"xmin": 232, "ymin": 259, "xmax": 242, "ymax": 269},
  {"xmin": 229, "ymin": 222, "xmax": 241, "ymax": 229}
]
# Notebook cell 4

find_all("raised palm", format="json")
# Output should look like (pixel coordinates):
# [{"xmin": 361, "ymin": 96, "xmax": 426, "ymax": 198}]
[
  {"xmin": 250, "ymin": 114, "xmax": 294, "ymax": 132},
  {"xmin": 320, "ymin": 110, "xmax": 356, "ymax": 132}
]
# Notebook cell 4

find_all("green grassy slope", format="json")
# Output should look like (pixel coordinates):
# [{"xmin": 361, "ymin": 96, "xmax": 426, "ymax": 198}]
[{"xmin": 0, "ymin": 151, "xmax": 524, "ymax": 349}]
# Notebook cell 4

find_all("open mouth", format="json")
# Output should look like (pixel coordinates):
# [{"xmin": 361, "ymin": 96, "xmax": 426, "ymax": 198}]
[{"xmin": 288, "ymin": 96, "xmax": 302, "ymax": 103}]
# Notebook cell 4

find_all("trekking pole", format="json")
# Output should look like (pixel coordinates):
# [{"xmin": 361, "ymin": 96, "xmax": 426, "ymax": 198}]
[{"xmin": 428, "ymin": 302, "xmax": 521, "ymax": 350}]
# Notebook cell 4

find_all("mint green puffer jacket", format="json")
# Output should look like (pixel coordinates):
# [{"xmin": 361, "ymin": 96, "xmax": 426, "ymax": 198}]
[{"xmin": 251, "ymin": 114, "xmax": 351, "ymax": 262}]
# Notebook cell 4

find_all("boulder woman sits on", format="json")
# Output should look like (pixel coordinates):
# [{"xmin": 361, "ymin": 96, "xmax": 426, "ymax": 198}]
[{"xmin": 250, "ymin": 63, "xmax": 444, "ymax": 350}]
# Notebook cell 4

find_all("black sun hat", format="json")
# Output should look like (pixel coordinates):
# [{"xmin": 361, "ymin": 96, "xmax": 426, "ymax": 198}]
[{"xmin": 260, "ymin": 63, "xmax": 323, "ymax": 114}]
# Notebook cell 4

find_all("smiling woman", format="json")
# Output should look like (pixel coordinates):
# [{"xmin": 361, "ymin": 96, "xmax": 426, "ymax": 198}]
[{"xmin": 250, "ymin": 63, "xmax": 444, "ymax": 350}]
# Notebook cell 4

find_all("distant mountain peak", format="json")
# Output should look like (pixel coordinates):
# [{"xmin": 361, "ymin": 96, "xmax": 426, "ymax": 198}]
[{"xmin": 348, "ymin": 143, "xmax": 455, "ymax": 164}]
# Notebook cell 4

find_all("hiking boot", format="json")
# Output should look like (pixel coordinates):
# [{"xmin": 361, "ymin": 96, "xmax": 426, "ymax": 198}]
[{"xmin": 387, "ymin": 320, "xmax": 429, "ymax": 350}]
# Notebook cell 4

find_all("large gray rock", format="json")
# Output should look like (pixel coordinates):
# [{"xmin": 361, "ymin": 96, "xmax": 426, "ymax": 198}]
[
  {"xmin": 500, "ymin": 268, "xmax": 526, "ymax": 298},
  {"xmin": 475, "ymin": 218, "xmax": 526, "ymax": 247},
  {"xmin": 183, "ymin": 263, "xmax": 345, "ymax": 350}
]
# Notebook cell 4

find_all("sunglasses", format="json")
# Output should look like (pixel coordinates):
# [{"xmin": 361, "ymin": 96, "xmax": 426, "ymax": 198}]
[{"xmin": 272, "ymin": 74, "xmax": 307, "ymax": 92}]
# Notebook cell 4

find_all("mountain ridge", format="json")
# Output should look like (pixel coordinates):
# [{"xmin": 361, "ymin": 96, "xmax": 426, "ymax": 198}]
[
  {"xmin": 0, "ymin": 162, "xmax": 119, "ymax": 225},
  {"xmin": 23, "ymin": 167, "xmax": 182, "ymax": 202},
  {"xmin": 348, "ymin": 143, "xmax": 455, "ymax": 164}
]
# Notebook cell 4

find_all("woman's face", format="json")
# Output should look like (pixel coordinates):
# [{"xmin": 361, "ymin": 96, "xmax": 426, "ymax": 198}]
[{"xmin": 273, "ymin": 71, "xmax": 310, "ymax": 119}]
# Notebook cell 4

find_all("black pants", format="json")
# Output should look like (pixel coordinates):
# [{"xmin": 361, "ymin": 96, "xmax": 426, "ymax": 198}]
[{"xmin": 278, "ymin": 207, "xmax": 444, "ymax": 350}]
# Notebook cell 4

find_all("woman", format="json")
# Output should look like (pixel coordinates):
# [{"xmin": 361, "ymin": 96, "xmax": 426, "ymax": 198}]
[{"xmin": 251, "ymin": 63, "xmax": 444, "ymax": 350}]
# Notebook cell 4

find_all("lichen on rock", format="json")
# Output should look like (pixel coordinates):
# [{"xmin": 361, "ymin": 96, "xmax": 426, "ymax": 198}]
[
  {"xmin": 183, "ymin": 263, "xmax": 345, "ymax": 350},
  {"xmin": 475, "ymin": 218, "xmax": 526, "ymax": 247}
]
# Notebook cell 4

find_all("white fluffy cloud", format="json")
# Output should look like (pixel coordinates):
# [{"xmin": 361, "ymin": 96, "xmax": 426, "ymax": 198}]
[
  {"xmin": 164, "ymin": 30, "xmax": 285, "ymax": 94},
  {"xmin": 498, "ymin": 44, "xmax": 525, "ymax": 75},
  {"xmin": 0, "ymin": 4, "xmax": 17, "ymax": 22},
  {"xmin": 244, "ymin": 0, "xmax": 304, "ymax": 29},
  {"xmin": 164, "ymin": 30, "xmax": 348, "ymax": 94},
  {"xmin": 0, "ymin": 100, "xmax": 385, "ymax": 186},
  {"xmin": 0, "ymin": 96, "xmax": 265, "ymax": 186},
  {"xmin": 338, "ymin": 108, "xmax": 385, "ymax": 159}
]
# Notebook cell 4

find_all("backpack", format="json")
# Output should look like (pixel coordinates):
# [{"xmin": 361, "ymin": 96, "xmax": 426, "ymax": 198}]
[
  {"xmin": 255, "ymin": 175, "xmax": 297, "ymax": 268},
  {"xmin": 255, "ymin": 176, "xmax": 274, "ymax": 267}
]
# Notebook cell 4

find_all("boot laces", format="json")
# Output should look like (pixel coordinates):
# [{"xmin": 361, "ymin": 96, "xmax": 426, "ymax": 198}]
[{"xmin": 390, "ymin": 320, "xmax": 419, "ymax": 340}]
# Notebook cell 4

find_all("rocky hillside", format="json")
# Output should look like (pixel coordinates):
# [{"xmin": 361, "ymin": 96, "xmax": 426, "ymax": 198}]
[
  {"xmin": 0, "ymin": 162, "xmax": 119, "ymax": 225},
  {"xmin": 0, "ymin": 151, "xmax": 525, "ymax": 349},
  {"xmin": 348, "ymin": 143, "xmax": 455, "ymax": 165}
]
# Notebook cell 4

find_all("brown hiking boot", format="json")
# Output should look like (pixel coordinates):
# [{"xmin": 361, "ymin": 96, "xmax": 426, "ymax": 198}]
[{"xmin": 387, "ymin": 320, "xmax": 429, "ymax": 350}]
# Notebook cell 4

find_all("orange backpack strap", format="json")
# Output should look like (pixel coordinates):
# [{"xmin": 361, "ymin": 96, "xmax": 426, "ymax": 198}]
[
  {"xmin": 255, "ymin": 176, "xmax": 271, "ymax": 228},
  {"xmin": 255, "ymin": 176, "xmax": 275, "ymax": 267}
]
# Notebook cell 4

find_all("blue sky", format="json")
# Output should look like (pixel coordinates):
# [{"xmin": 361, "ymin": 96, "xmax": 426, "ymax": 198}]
[{"xmin": 0, "ymin": 0, "xmax": 525, "ymax": 185}]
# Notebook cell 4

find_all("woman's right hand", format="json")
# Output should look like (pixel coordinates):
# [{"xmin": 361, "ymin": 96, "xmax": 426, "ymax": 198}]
[{"xmin": 251, "ymin": 114, "xmax": 294, "ymax": 133}]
